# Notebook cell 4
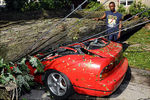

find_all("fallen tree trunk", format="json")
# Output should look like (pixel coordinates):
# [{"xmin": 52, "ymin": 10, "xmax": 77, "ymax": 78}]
[{"xmin": 0, "ymin": 15, "xmax": 145, "ymax": 62}]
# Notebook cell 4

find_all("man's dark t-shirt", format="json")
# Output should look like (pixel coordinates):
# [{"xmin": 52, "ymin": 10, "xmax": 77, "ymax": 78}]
[{"xmin": 105, "ymin": 11, "xmax": 122, "ymax": 41}]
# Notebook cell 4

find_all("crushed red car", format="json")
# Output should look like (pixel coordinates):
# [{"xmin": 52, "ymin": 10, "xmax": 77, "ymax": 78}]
[{"xmin": 25, "ymin": 37, "xmax": 128, "ymax": 99}]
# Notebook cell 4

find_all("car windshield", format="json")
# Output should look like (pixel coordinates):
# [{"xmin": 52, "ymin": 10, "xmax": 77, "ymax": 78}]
[{"xmin": 82, "ymin": 38, "xmax": 110, "ymax": 50}]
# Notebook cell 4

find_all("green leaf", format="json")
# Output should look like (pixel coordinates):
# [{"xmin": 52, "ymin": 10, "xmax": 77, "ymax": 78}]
[{"xmin": 29, "ymin": 56, "xmax": 38, "ymax": 67}]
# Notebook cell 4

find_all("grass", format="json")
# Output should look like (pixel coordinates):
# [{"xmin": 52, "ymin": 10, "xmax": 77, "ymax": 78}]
[{"xmin": 123, "ymin": 26, "xmax": 150, "ymax": 70}]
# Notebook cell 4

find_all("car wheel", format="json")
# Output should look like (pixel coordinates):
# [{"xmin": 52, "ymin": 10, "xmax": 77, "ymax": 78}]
[{"xmin": 44, "ymin": 70, "xmax": 74, "ymax": 100}]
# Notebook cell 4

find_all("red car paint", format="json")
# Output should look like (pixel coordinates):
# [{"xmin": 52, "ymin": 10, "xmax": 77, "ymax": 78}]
[{"xmin": 26, "ymin": 37, "xmax": 128, "ymax": 97}]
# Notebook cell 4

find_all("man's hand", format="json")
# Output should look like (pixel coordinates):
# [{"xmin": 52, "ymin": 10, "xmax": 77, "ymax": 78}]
[
  {"xmin": 93, "ymin": 18, "xmax": 99, "ymax": 21},
  {"xmin": 117, "ymin": 34, "xmax": 120, "ymax": 39},
  {"xmin": 117, "ymin": 32, "xmax": 121, "ymax": 39},
  {"xmin": 118, "ymin": 19, "xmax": 122, "ymax": 39},
  {"xmin": 93, "ymin": 13, "xmax": 106, "ymax": 21}
]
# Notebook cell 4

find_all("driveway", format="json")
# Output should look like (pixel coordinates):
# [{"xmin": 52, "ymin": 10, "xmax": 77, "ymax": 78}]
[{"xmin": 20, "ymin": 67, "xmax": 150, "ymax": 100}]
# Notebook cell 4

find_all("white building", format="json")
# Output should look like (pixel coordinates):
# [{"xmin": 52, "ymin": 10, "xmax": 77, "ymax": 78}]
[
  {"xmin": 97, "ymin": 0, "xmax": 150, "ymax": 9},
  {"xmin": 0, "ymin": 0, "xmax": 6, "ymax": 7},
  {"xmin": 97, "ymin": 0, "xmax": 134, "ymax": 9},
  {"xmin": 28, "ymin": 0, "xmax": 39, "ymax": 3}
]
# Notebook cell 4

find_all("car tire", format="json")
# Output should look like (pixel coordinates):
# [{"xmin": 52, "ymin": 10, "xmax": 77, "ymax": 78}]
[{"xmin": 44, "ymin": 69, "xmax": 74, "ymax": 100}]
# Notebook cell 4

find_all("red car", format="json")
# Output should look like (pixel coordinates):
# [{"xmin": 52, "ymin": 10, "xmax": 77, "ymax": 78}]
[{"xmin": 26, "ymin": 37, "xmax": 128, "ymax": 99}]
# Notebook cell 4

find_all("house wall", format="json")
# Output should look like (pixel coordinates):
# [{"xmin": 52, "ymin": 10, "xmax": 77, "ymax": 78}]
[
  {"xmin": 97, "ymin": 0, "xmax": 150, "ymax": 10},
  {"xmin": 97, "ymin": 0, "xmax": 120, "ymax": 10},
  {"xmin": 140, "ymin": 0, "xmax": 150, "ymax": 7},
  {"xmin": 0, "ymin": 0, "xmax": 5, "ymax": 6}
]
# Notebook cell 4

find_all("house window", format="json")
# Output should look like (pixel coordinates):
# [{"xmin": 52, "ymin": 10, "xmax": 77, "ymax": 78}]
[
  {"xmin": 3, "ymin": 0, "xmax": 5, "ymax": 4},
  {"xmin": 120, "ymin": 0, "xmax": 134, "ymax": 6}
]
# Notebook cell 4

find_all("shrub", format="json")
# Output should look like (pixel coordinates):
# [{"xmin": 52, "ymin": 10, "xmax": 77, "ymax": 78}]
[
  {"xmin": 85, "ymin": 1, "xmax": 105, "ymax": 11},
  {"xmin": 40, "ymin": 0, "xmax": 55, "ymax": 10},
  {"xmin": 117, "ymin": 4, "xmax": 126, "ymax": 15},
  {"xmin": 129, "ymin": 0, "xmax": 150, "ymax": 17},
  {"xmin": 5, "ymin": 0, "xmax": 28, "ymax": 11},
  {"xmin": 21, "ymin": 1, "xmax": 41, "ymax": 12},
  {"xmin": 40, "ymin": 0, "xmax": 72, "ymax": 10},
  {"xmin": 5, "ymin": 0, "xmax": 72, "ymax": 12},
  {"xmin": 0, "ymin": 57, "xmax": 35, "ymax": 96}
]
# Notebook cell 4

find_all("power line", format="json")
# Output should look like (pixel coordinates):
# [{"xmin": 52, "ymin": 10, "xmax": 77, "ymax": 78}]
[
  {"xmin": 39, "ymin": 18, "xmax": 150, "ymax": 61},
  {"xmin": 29, "ymin": 0, "xmax": 110, "ymax": 56},
  {"xmin": 13, "ymin": 1, "xmax": 150, "ymax": 62},
  {"xmin": 40, "ymin": 19, "xmax": 150, "ymax": 61},
  {"xmin": 13, "ymin": 0, "xmax": 89, "ymax": 62},
  {"xmin": 81, "ymin": 8, "xmax": 150, "ymax": 42},
  {"xmin": 103, "ymin": 18, "xmax": 150, "ymax": 37},
  {"xmin": 13, "ymin": 0, "xmax": 110, "ymax": 62}
]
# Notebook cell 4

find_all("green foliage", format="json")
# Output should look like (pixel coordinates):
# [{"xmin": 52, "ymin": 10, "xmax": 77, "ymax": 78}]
[
  {"xmin": 16, "ymin": 74, "xmax": 34, "ymax": 90},
  {"xmin": 117, "ymin": 4, "xmax": 126, "ymax": 15},
  {"xmin": 5, "ymin": 0, "xmax": 41, "ymax": 12},
  {"xmin": 29, "ymin": 56, "xmax": 44, "ymax": 73},
  {"xmin": 142, "ymin": 9, "xmax": 150, "ymax": 18},
  {"xmin": 13, "ymin": 58, "xmax": 34, "ymax": 93},
  {"xmin": 129, "ymin": 0, "xmax": 150, "ymax": 17},
  {"xmin": 0, "ymin": 56, "xmax": 45, "ymax": 95},
  {"xmin": 17, "ymin": 58, "xmax": 29, "ymax": 73},
  {"xmin": 0, "ymin": 58, "xmax": 15, "ymax": 85},
  {"xmin": 0, "ymin": 57, "xmax": 34, "ymax": 95},
  {"xmin": 5, "ymin": 0, "xmax": 72, "ymax": 12},
  {"xmin": 0, "ymin": 69, "xmax": 16, "ymax": 85},
  {"xmin": 5, "ymin": 0, "xmax": 28, "ymax": 11},
  {"xmin": 85, "ymin": 1, "xmax": 105, "ymax": 11},
  {"xmin": 40, "ymin": 0, "xmax": 72, "ymax": 10},
  {"xmin": 21, "ymin": 1, "xmax": 41, "ymax": 12}
]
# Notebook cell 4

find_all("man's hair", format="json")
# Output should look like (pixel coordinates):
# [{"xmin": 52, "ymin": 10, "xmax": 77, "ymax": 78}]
[{"xmin": 109, "ymin": 2, "xmax": 115, "ymax": 6}]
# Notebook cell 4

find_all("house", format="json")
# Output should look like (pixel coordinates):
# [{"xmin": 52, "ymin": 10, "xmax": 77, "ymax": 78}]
[
  {"xmin": 141, "ymin": 0, "xmax": 150, "ymax": 7},
  {"xmin": 120, "ymin": 0, "xmax": 150, "ymax": 8},
  {"xmin": 0, "ymin": 0, "xmax": 6, "ymax": 7},
  {"xmin": 97, "ymin": 0, "xmax": 150, "ymax": 9},
  {"xmin": 28, "ymin": 0, "xmax": 39, "ymax": 3}
]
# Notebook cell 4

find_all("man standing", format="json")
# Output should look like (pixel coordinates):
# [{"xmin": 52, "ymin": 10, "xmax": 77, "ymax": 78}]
[{"xmin": 94, "ymin": 2, "xmax": 122, "ymax": 42}]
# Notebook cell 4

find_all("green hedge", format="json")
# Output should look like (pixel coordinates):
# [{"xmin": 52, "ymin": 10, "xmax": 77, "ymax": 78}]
[
  {"xmin": 129, "ymin": 0, "xmax": 150, "ymax": 17},
  {"xmin": 85, "ymin": 1, "xmax": 105, "ymax": 11},
  {"xmin": 5, "ymin": 0, "xmax": 72, "ymax": 12}
]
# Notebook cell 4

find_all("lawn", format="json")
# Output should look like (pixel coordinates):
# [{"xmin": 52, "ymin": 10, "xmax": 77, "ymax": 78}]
[{"xmin": 123, "ymin": 25, "xmax": 150, "ymax": 70}]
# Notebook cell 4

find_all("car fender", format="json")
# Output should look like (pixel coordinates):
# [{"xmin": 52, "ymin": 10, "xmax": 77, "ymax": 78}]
[{"xmin": 43, "ymin": 54, "xmax": 112, "ymax": 89}]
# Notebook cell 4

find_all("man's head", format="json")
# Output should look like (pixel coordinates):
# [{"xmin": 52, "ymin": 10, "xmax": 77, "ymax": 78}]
[{"xmin": 109, "ymin": 2, "xmax": 116, "ymax": 12}]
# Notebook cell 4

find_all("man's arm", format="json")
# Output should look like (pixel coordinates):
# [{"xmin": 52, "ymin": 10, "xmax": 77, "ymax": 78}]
[
  {"xmin": 93, "ymin": 12, "xmax": 106, "ymax": 21},
  {"xmin": 118, "ymin": 19, "xmax": 122, "ymax": 39}
]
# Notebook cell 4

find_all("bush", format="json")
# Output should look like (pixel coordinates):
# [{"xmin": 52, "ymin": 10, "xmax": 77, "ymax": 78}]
[
  {"xmin": 40, "ymin": 0, "xmax": 72, "ymax": 10},
  {"xmin": 5, "ymin": 0, "xmax": 28, "ymax": 11},
  {"xmin": 129, "ymin": 0, "xmax": 150, "ymax": 17},
  {"xmin": 0, "ymin": 56, "xmax": 45, "ymax": 97},
  {"xmin": 0, "ymin": 58, "xmax": 34, "ymax": 94},
  {"xmin": 5, "ymin": 0, "xmax": 72, "ymax": 12},
  {"xmin": 117, "ymin": 4, "xmax": 126, "ymax": 15},
  {"xmin": 40, "ymin": 0, "xmax": 55, "ymax": 10},
  {"xmin": 21, "ymin": 1, "xmax": 41, "ymax": 12},
  {"xmin": 85, "ymin": 1, "xmax": 105, "ymax": 11}
]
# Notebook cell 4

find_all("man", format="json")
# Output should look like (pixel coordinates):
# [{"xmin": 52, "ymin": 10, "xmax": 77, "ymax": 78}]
[{"xmin": 94, "ymin": 2, "xmax": 122, "ymax": 42}]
